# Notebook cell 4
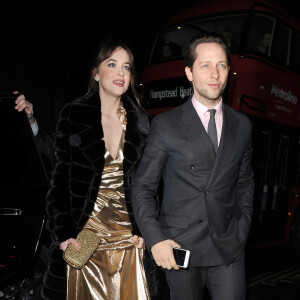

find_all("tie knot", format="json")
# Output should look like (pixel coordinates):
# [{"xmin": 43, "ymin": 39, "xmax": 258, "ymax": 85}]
[{"xmin": 208, "ymin": 109, "xmax": 216, "ymax": 117}]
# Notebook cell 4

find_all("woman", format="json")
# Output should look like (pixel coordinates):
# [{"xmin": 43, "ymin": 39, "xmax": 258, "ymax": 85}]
[{"xmin": 41, "ymin": 37, "xmax": 151, "ymax": 299}]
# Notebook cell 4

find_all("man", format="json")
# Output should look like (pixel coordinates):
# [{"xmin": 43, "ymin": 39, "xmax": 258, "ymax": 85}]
[
  {"xmin": 131, "ymin": 32, "xmax": 255, "ymax": 300},
  {"xmin": 14, "ymin": 91, "xmax": 54, "ymax": 174},
  {"xmin": 14, "ymin": 91, "xmax": 53, "ymax": 298}
]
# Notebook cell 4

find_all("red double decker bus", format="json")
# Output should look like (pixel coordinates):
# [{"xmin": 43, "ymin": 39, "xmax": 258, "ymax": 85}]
[{"xmin": 140, "ymin": 0, "xmax": 300, "ymax": 252}]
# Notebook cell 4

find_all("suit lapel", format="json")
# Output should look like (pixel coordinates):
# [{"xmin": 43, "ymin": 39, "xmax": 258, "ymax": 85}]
[{"xmin": 180, "ymin": 99, "xmax": 216, "ymax": 164}]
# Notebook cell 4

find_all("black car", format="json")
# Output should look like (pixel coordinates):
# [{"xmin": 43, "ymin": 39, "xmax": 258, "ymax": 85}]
[{"xmin": 0, "ymin": 92, "xmax": 50, "ymax": 299}]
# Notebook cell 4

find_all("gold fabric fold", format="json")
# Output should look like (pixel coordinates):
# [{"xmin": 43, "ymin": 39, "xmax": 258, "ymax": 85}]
[{"xmin": 67, "ymin": 128, "xmax": 150, "ymax": 300}]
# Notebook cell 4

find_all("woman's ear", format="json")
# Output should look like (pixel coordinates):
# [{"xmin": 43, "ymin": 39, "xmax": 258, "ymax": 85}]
[{"xmin": 93, "ymin": 68, "xmax": 99, "ymax": 81}]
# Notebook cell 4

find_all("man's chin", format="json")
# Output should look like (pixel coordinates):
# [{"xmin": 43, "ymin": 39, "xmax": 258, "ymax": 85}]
[{"xmin": 207, "ymin": 94, "xmax": 222, "ymax": 101}]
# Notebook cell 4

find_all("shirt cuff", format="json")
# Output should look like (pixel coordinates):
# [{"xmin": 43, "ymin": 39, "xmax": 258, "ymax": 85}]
[{"xmin": 31, "ymin": 120, "xmax": 39, "ymax": 136}]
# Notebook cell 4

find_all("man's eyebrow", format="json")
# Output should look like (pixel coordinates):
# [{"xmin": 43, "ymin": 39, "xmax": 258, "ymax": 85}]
[{"xmin": 199, "ymin": 60, "xmax": 228, "ymax": 63}]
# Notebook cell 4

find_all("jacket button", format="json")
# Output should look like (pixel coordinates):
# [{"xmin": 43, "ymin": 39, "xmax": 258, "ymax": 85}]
[
  {"xmin": 190, "ymin": 165, "xmax": 195, "ymax": 170},
  {"xmin": 227, "ymin": 187, "xmax": 231, "ymax": 192},
  {"xmin": 206, "ymin": 190, "xmax": 209, "ymax": 195},
  {"xmin": 227, "ymin": 214, "xmax": 231, "ymax": 219},
  {"xmin": 198, "ymin": 220, "xmax": 203, "ymax": 224}
]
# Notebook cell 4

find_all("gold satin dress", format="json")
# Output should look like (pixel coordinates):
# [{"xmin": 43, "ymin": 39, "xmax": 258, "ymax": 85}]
[{"xmin": 66, "ymin": 119, "xmax": 150, "ymax": 300}]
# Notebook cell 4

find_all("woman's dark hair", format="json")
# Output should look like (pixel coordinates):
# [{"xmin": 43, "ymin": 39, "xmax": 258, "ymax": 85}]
[
  {"xmin": 87, "ymin": 37, "xmax": 140, "ymax": 101},
  {"xmin": 185, "ymin": 31, "xmax": 231, "ymax": 69}
]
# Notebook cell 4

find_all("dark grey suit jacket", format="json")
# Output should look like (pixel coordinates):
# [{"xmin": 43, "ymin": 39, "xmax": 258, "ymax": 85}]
[{"xmin": 132, "ymin": 98, "xmax": 255, "ymax": 266}]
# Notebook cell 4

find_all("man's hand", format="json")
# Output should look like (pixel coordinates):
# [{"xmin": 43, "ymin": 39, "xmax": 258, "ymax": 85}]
[
  {"xmin": 151, "ymin": 239, "xmax": 181, "ymax": 270},
  {"xmin": 14, "ymin": 91, "xmax": 35, "ymax": 125}
]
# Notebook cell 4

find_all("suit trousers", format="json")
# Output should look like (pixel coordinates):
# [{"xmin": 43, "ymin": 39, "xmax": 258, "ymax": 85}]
[{"xmin": 165, "ymin": 250, "xmax": 245, "ymax": 300}]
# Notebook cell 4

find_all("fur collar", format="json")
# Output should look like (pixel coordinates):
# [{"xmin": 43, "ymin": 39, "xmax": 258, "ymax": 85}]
[
  {"xmin": 66, "ymin": 90, "xmax": 149, "ymax": 134},
  {"xmin": 61, "ymin": 90, "xmax": 150, "ymax": 175}
]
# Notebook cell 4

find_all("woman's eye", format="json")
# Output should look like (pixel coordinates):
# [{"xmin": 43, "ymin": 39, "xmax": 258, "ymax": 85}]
[
  {"xmin": 108, "ymin": 62, "xmax": 116, "ymax": 67},
  {"xmin": 124, "ymin": 65, "xmax": 130, "ymax": 71}
]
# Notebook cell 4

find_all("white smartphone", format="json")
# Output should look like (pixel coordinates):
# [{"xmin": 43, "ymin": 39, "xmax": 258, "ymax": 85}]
[{"xmin": 173, "ymin": 247, "xmax": 191, "ymax": 268}]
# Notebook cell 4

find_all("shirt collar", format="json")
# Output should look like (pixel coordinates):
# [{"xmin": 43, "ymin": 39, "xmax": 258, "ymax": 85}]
[{"xmin": 192, "ymin": 96, "xmax": 223, "ymax": 115}]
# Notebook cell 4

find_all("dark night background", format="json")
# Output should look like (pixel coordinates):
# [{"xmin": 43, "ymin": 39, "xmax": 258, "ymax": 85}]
[{"xmin": 0, "ymin": 0, "xmax": 298, "ymax": 134}]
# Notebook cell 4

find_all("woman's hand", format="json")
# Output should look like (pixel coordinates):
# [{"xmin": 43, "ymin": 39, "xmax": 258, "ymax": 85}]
[
  {"xmin": 131, "ymin": 235, "xmax": 145, "ymax": 249},
  {"xmin": 60, "ymin": 238, "xmax": 81, "ymax": 252}
]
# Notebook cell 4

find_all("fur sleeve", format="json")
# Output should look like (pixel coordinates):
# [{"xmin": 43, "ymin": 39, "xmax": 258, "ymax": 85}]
[{"xmin": 46, "ymin": 103, "xmax": 77, "ymax": 246}]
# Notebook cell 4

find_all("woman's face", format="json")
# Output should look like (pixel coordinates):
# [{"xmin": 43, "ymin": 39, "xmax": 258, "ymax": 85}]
[{"xmin": 96, "ymin": 47, "xmax": 131, "ymax": 99}]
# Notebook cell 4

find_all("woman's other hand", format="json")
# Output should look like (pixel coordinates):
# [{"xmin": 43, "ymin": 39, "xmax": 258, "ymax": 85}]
[
  {"xmin": 60, "ymin": 238, "xmax": 81, "ymax": 252},
  {"xmin": 131, "ymin": 235, "xmax": 145, "ymax": 248}
]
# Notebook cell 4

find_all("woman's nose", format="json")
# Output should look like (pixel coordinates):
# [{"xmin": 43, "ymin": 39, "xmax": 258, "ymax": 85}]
[{"xmin": 117, "ymin": 66, "xmax": 124, "ymax": 76}]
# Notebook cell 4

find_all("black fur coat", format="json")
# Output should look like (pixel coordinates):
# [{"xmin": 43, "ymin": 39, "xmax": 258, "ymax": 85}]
[{"xmin": 41, "ymin": 90, "xmax": 155, "ymax": 299}]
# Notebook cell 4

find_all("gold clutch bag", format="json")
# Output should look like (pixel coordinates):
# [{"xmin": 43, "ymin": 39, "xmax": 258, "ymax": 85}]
[{"xmin": 63, "ymin": 229, "xmax": 100, "ymax": 269}]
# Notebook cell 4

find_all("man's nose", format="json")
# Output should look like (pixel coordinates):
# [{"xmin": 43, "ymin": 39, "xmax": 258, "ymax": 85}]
[{"xmin": 211, "ymin": 66, "xmax": 219, "ymax": 78}]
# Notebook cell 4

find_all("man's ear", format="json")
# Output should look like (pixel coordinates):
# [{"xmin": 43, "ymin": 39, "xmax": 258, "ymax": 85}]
[{"xmin": 185, "ymin": 66, "xmax": 193, "ymax": 82}]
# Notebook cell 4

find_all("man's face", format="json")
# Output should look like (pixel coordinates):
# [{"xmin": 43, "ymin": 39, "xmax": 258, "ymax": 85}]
[
  {"xmin": 262, "ymin": 33, "xmax": 271, "ymax": 48},
  {"xmin": 185, "ymin": 42, "xmax": 229, "ymax": 107},
  {"xmin": 162, "ymin": 45, "xmax": 172, "ymax": 58}
]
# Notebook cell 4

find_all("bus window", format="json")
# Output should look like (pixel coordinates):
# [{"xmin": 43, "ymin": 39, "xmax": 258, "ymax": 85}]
[
  {"xmin": 297, "ymin": 136, "xmax": 300, "ymax": 185},
  {"xmin": 161, "ymin": 41, "xmax": 177, "ymax": 61},
  {"xmin": 290, "ymin": 135, "xmax": 300, "ymax": 186},
  {"xmin": 259, "ymin": 130, "xmax": 271, "ymax": 184},
  {"xmin": 244, "ymin": 14, "xmax": 275, "ymax": 55},
  {"xmin": 271, "ymin": 22, "xmax": 290, "ymax": 65},
  {"xmin": 275, "ymin": 134, "xmax": 289, "ymax": 187},
  {"xmin": 150, "ymin": 14, "xmax": 246, "ymax": 64},
  {"xmin": 290, "ymin": 32, "xmax": 300, "ymax": 73},
  {"xmin": 153, "ymin": 38, "xmax": 183, "ymax": 63}
]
